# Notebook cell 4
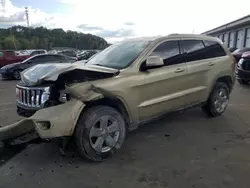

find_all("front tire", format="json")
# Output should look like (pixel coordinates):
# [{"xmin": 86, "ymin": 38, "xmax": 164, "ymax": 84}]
[
  {"xmin": 13, "ymin": 70, "xmax": 21, "ymax": 80},
  {"xmin": 75, "ymin": 106, "xmax": 126, "ymax": 162},
  {"xmin": 202, "ymin": 82, "xmax": 229, "ymax": 117}
]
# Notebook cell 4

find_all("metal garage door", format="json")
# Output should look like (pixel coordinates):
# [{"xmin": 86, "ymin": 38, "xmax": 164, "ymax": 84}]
[
  {"xmin": 246, "ymin": 28, "xmax": 250, "ymax": 47},
  {"xmin": 229, "ymin": 31, "xmax": 235, "ymax": 48},
  {"xmin": 223, "ymin": 33, "xmax": 229, "ymax": 47},
  {"xmin": 236, "ymin": 29, "xmax": 244, "ymax": 48}
]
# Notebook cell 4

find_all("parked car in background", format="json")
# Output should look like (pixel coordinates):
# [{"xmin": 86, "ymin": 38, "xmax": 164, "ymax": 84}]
[
  {"xmin": 0, "ymin": 54, "xmax": 76, "ymax": 80},
  {"xmin": 57, "ymin": 50, "xmax": 77, "ymax": 58},
  {"xmin": 1, "ymin": 34, "xmax": 235, "ymax": 162},
  {"xmin": 77, "ymin": 50, "xmax": 100, "ymax": 61},
  {"xmin": 229, "ymin": 47, "xmax": 237, "ymax": 53},
  {"xmin": 29, "ymin": 49, "xmax": 47, "ymax": 56},
  {"xmin": 232, "ymin": 47, "xmax": 250, "ymax": 62},
  {"xmin": 76, "ymin": 52, "xmax": 100, "ymax": 64},
  {"xmin": 0, "ymin": 50, "xmax": 30, "ymax": 68},
  {"xmin": 236, "ymin": 51, "xmax": 250, "ymax": 85}
]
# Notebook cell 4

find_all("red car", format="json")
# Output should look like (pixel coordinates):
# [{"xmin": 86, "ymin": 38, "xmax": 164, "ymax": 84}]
[
  {"xmin": 232, "ymin": 47, "xmax": 250, "ymax": 63},
  {"xmin": 236, "ymin": 51, "xmax": 250, "ymax": 85},
  {"xmin": 0, "ymin": 50, "xmax": 30, "ymax": 68}
]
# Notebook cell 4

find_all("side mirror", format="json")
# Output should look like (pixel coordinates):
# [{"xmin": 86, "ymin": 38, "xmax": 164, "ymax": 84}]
[{"xmin": 146, "ymin": 56, "xmax": 164, "ymax": 68}]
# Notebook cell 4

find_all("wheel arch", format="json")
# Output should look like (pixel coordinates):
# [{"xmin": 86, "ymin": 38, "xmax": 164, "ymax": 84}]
[
  {"xmin": 210, "ymin": 75, "xmax": 233, "ymax": 95},
  {"xmin": 84, "ymin": 97, "xmax": 132, "ymax": 127}
]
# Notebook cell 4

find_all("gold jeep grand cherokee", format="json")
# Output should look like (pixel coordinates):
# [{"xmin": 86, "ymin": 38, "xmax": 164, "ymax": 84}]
[{"xmin": 0, "ymin": 34, "xmax": 236, "ymax": 161}]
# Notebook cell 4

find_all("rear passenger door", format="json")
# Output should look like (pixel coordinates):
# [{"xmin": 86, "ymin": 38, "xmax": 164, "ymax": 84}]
[{"xmin": 180, "ymin": 39, "xmax": 227, "ymax": 103}]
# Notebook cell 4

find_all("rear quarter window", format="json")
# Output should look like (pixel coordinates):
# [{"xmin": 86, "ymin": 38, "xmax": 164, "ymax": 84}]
[{"xmin": 203, "ymin": 40, "xmax": 227, "ymax": 58}]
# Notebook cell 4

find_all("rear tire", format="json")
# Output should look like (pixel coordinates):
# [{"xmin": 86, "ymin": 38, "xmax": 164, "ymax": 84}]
[
  {"xmin": 202, "ymin": 82, "xmax": 229, "ymax": 117},
  {"xmin": 74, "ymin": 106, "xmax": 126, "ymax": 162},
  {"xmin": 237, "ymin": 79, "xmax": 248, "ymax": 85}
]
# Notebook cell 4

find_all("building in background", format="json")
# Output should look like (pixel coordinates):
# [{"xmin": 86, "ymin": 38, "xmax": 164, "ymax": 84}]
[{"xmin": 203, "ymin": 15, "xmax": 250, "ymax": 49}]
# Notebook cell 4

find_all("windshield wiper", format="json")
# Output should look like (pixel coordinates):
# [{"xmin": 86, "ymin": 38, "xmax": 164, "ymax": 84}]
[{"xmin": 91, "ymin": 63, "xmax": 106, "ymax": 67}]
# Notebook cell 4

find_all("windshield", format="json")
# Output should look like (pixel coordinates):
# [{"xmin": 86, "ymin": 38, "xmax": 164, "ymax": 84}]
[{"xmin": 87, "ymin": 41, "xmax": 150, "ymax": 69}]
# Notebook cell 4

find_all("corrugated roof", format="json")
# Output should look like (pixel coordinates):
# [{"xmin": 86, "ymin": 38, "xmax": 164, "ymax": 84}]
[{"xmin": 202, "ymin": 14, "xmax": 250, "ymax": 35}]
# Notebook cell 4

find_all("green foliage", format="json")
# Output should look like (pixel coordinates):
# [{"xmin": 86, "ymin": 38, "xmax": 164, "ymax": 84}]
[{"xmin": 0, "ymin": 26, "xmax": 108, "ymax": 50}]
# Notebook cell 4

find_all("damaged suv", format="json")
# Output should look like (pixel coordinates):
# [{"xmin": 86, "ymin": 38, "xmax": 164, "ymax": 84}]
[{"xmin": 1, "ymin": 34, "xmax": 236, "ymax": 161}]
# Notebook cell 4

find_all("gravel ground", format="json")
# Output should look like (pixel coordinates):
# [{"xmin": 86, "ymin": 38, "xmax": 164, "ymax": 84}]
[{"xmin": 0, "ymin": 80, "xmax": 250, "ymax": 188}]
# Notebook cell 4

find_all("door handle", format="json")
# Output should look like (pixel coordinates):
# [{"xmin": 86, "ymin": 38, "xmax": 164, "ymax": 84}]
[
  {"xmin": 208, "ymin": 62, "xmax": 215, "ymax": 66},
  {"xmin": 174, "ymin": 68, "xmax": 185, "ymax": 73}
]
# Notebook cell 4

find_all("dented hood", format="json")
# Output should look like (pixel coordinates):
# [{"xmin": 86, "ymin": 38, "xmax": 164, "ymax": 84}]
[{"xmin": 21, "ymin": 63, "xmax": 119, "ymax": 86}]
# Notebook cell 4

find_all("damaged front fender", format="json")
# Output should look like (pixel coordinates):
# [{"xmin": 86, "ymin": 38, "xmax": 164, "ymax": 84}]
[{"xmin": 0, "ymin": 100, "xmax": 85, "ymax": 141}]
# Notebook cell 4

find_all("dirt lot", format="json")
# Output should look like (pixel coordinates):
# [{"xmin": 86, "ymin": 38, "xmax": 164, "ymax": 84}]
[{"xmin": 0, "ymin": 80, "xmax": 250, "ymax": 188}]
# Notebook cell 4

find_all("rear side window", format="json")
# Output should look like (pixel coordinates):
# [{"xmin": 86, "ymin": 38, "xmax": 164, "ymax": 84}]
[
  {"xmin": 150, "ymin": 40, "xmax": 183, "ymax": 66},
  {"xmin": 203, "ymin": 40, "xmax": 226, "ymax": 58},
  {"xmin": 55, "ymin": 55, "xmax": 66, "ymax": 60},
  {"xmin": 180, "ymin": 40, "xmax": 206, "ymax": 62}
]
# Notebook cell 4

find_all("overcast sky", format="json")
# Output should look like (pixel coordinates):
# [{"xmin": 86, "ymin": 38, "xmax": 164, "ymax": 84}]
[{"xmin": 0, "ymin": 0, "xmax": 250, "ymax": 42}]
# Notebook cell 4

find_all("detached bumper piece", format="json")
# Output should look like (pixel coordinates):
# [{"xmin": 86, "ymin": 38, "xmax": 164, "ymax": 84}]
[{"xmin": 0, "ymin": 100, "xmax": 85, "ymax": 142}]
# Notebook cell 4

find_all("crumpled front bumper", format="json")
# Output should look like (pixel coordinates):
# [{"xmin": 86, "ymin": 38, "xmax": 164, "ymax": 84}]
[{"xmin": 0, "ymin": 100, "xmax": 85, "ymax": 141}]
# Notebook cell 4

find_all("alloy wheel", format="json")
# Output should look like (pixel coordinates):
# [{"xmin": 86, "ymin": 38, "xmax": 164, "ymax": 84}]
[{"xmin": 89, "ymin": 115, "xmax": 120, "ymax": 153}]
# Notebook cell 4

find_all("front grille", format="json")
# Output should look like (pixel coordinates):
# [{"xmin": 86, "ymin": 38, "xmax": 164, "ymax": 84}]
[
  {"xmin": 16, "ymin": 85, "xmax": 50, "ymax": 109},
  {"xmin": 242, "ymin": 60, "xmax": 250, "ymax": 71}
]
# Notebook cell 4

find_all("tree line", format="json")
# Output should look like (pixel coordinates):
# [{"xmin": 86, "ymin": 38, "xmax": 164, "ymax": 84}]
[{"xmin": 0, "ymin": 26, "xmax": 109, "ymax": 50}]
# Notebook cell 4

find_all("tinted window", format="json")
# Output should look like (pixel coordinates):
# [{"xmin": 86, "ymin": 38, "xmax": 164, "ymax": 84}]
[
  {"xmin": 53, "ymin": 55, "xmax": 73, "ymax": 62},
  {"xmin": 203, "ymin": 40, "xmax": 226, "ymax": 58},
  {"xmin": 31, "ymin": 55, "xmax": 55, "ymax": 63},
  {"xmin": 30, "ymin": 56, "xmax": 45, "ymax": 63},
  {"xmin": 0, "ymin": 52, "xmax": 3, "ymax": 57},
  {"xmin": 51, "ymin": 55, "xmax": 64, "ymax": 60},
  {"xmin": 150, "ymin": 40, "xmax": 183, "ymax": 66},
  {"xmin": 180, "ymin": 40, "xmax": 206, "ymax": 62}
]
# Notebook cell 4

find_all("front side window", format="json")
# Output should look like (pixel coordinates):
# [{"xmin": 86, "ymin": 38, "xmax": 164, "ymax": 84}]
[
  {"xmin": 180, "ymin": 40, "xmax": 206, "ymax": 62},
  {"xmin": 30, "ymin": 56, "xmax": 44, "ymax": 63},
  {"xmin": 0, "ymin": 52, "xmax": 3, "ymax": 57},
  {"xmin": 87, "ymin": 41, "xmax": 150, "ymax": 69},
  {"xmin": 150, "ymin": 40, "xmax": 183, "ymax": 66},
  {"xmin": 30, "ymin": 56, "xmax": 54, "ymax": 63}
]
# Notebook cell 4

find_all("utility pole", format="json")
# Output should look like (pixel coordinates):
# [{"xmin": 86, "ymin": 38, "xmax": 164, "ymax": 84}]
[{"xmin": 25, "ymin": 7, "xmax": 30, "ymax": 27}]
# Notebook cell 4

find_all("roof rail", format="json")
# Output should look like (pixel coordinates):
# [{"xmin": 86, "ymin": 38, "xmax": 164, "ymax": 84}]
[{"xmin": 168, "ymin": 33, "xmax": 179, "ymax": 36}]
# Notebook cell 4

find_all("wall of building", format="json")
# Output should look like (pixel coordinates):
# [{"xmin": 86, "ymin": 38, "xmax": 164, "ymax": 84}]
[
  {"xmin": 213, "ymin": 25, "xmax": 250, "ymax": 49},
  {"xmin": 216, "ymin": 28, "xmax": 250, "ymax": 48},
  {"xmin": 203, "ymin": 15, "xmax": 250, "ymax": 49}
]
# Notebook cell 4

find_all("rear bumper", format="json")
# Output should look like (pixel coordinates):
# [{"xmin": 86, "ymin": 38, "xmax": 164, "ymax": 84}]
[
  {"xmin": 236, "ymin": 68, "xmax": 250, "ymax": 81},
  {"xmin": 0, "ymin": 100, "xmax": 85, "ymax": 141}
]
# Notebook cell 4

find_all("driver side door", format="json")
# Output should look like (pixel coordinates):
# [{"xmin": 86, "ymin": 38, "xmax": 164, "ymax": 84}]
[{"xmin": 138, "ymin": 39, "xmax": 191, "ymax": 120}]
